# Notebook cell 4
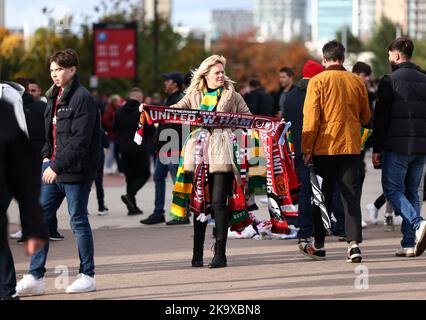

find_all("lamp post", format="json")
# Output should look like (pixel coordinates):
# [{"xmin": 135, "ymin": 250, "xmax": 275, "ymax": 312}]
[{"xmin": 153, "ymin": 0, "xmax": 159, "ymax": 89}]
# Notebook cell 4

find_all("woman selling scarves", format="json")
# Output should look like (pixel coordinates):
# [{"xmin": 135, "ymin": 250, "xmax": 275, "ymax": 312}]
[{"xmin": 168, "ymin": 55, "xmax": 251, "ymax": 268}]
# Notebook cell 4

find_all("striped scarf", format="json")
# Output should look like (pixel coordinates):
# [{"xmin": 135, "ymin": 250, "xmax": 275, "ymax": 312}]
[
  {"xmin": 199, "ymin": 87, "xmax": 224, "ymax": 111},
  {"xmin": 170, "ymin": 129, "xmax": 252, "ymax": 231},
  {"xmin": 361, "ymin": 127, "xmax": 373, "ymax": 150}
]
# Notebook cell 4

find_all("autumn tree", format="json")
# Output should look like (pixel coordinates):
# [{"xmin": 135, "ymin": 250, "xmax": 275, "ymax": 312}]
[
  {"xmin": 212, "ymin": 32, "xmax": 313, "ymax": 92},
  {"xmin": 0, "ymin": 28, "xmax": 25, "ymax": 81}
]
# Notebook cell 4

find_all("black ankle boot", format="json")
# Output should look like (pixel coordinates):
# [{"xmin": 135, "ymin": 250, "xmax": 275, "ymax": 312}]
[
  {"xmin": 208, "ymin": 241, "xmax": 227, "ymax": 268},
  {"xmin": 191, "ymin": 258, "xmax": 204, "ymax": 267},
  {"xmin": 208, "ymin": 254, "xmax": 227, "ymax": 268}
]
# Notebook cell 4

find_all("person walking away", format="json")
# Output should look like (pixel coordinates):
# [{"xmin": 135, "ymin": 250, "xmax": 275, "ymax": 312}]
[
  {"xmin": 302, "ymin": 40, "xmax": 371, "ymax": 263},
  {"xmin": 115, "ymin": 88, "xmax": 155, "ymax": 215},
  {"xmin": 283, "ymin": 60, "xmax": 324, "ymax": 249},
  {"xmin": 373, "ymin": 37, "xmax": 426, "ymax": 258}
]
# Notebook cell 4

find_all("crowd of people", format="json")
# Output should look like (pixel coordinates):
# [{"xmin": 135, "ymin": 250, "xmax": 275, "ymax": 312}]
[{"xmin": 1, "ymin": 36, "xmax": 426, "ymax": 299}]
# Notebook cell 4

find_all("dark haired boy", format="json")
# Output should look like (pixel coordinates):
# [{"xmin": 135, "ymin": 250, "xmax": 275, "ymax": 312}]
[{"xmin": 16, "ymin": 49, "xmax": 100, "ymax": 296}]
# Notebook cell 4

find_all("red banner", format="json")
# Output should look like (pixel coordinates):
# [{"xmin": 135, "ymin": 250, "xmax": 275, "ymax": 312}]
[{"xmin": 93, "ymin": 23, "xmax": 137, "ymax": 79}]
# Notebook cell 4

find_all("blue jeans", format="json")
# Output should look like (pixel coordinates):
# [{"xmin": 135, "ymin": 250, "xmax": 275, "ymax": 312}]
[
  {"xmin": 29, "ymin": 162, "xmax": 95, "ymax": 278},
  {"xmin": 294, "ymin": 156, "xmax": 313, "ymax": 239},
  {"xmin": 104, "ymin": 141, "xmax": 115, "ymax": 170},
  {"xmin": 382, "ymin": 151, "xmax": 426, "ymax": 248},
  {"xmin": 153, "ymin": 156, "xmax": 179, "ymax": 216}
]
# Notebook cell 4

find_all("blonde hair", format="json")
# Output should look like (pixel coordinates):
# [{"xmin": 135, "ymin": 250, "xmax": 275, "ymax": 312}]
[
  {"xmin": 186, "ymin": 55, "xmax": 235, "ymax": 93},
  {"xmin": 108, "ymin": 94, "xmax": 122, "ymax": 106}
]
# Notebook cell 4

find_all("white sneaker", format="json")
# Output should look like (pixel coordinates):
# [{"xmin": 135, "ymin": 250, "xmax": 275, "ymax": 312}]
[
  {"xmin": 15, "ymin": 274, "xmax": 45, "ymax": 297},
  {"xmin": 415, "ymin": 221, "xmax": 426, "ymax": 257},
  {"xmin": 66, "ymin": 274, "xmax": 96, "ymax": 294},
  {"xmin": 395, "ymin": 246, "xmax": 415, "ymax": 257},
  {"xmin": 361, "ymin": 220, "xmax": 368, "ymax": 229},
  {"xmin": 366, "ymin": 203, "xmax": 379, "ymax": 224},
  {"xmin": 10, "ymin": 230, "xmax": 23, "ymax": 239},
  {"xmin": 394, "ymin": 215, "xmax": 403, "ymax": 225},
  {"xmin": 98, "ymin": 208, "xmax": 109, "ymax": 216}
]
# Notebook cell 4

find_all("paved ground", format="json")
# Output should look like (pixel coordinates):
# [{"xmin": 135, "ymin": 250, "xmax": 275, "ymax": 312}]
[{"xmin": 7, "ymin": 152, "xmax": 426, "ymax": 300}]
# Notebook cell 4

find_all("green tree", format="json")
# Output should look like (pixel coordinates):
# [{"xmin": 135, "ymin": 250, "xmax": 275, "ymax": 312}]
[
  {"xmin": 366, "ymin": 16, "xmax": 397, "ymax": 78},
  {"xmin": 413, "ymin": 40, "xmax": 426, "ymax": 70},
  {"xmin": 336, "ymin": 27, "xmax": 364, "ymax": 54}
]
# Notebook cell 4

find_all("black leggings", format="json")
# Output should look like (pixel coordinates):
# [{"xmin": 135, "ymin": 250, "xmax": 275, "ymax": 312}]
[
  {"xmin": 193, "ymin": 172, "xmax": 233, "ymax": 251},
  {"xmin": 210, "ymin": 172, "xmax": 233, "ymax": 224}
]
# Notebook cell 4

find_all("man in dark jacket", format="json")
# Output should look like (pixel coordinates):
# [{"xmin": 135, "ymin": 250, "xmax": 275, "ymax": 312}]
[
  {"xmin": 283, "ymin": 60, "xmax": 324, "ymax": 247},
  {"xmin": 373, "ymin": 37, "xmax": 426, "ymax": 257},
  {"xmin": 0, "ymin": 98, "xmax": 47, "ymax": 300},
  {"xmin": 273, "ymin": 67, "xmax": 295, "ymax": 117},
  {"xmin": 245, "ymin": 78, "xmax": 274, "ymax": 117},
  {"xmin": 16, "ymin": 49, "xmax": 100, "ymax": 296},
  {"xmin": 141, "ymin": 72, "xmax": 188, "ymax": 225},
  {"xmin": 115, "ymin": 88, "xmax": 155, "ymax": 215}
]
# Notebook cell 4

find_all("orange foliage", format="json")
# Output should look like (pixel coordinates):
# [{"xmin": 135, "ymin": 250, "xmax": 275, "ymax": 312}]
[{"xmin": 212, "ymin": 31, "xmax": 313, "ymax": 92}]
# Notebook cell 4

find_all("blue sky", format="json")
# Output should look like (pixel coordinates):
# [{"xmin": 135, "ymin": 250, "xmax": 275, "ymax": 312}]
[{"xmin": 5, "ymin": 0, "xmax": 256, "ymax": 32}]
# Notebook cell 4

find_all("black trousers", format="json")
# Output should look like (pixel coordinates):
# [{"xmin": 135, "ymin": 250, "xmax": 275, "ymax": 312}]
[
  {"xmin": 121, "ymin": 151, "xmax": 151, "ymax": 202},
  {"xmin": 193, "ymin": 172, "xmax": 233, "ymax": 254},
  {"xmin": 374, "ymin": 193, "xmax": 386, "ymax": 209},
  {"xmin": 0, "ymin": 243, "xmax": 16, "ymax": 298},
  {"xmin": 312, "ymin": 155, "xmax": 363, "ymax": 244},
  {"xmin": 94, "ymin": 167, "xmax": 105, "ymax": 209}
]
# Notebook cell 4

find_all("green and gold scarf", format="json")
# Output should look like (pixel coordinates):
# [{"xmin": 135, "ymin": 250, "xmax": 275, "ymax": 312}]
[{"xmin": 199, "ymin": 87, "xmax": 224, "ymax": 111}]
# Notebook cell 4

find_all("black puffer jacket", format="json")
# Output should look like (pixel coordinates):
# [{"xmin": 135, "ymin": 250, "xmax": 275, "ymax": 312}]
[
  {"xmin": 41, "ymin": 75, "xmax": 100, "ymax": 182},
  {"xmin": 373, "ymin": 62, "xmax": 426, "ymax": 155}
]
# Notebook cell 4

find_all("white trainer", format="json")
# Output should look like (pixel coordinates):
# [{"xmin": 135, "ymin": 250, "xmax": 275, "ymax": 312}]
[
  {"xmin": 415, "ymin": 221, "xmax": 426, "ymax": 257},
  {"xmin": 361, "ymin": 220, "xmax": 368, "ymax": 229},
  {"xmin": 98, "ymin": 208, "xmax": 109, "ymax": 216},
  {"xmin": 15, "ymin": 274, "xmax": 45, "ymax": 297},
  {"xmin": 10, "ymin": 230, "xmax": 23, "ymax": 239},
  {"xmin": 366, "ymin": 203, "xmax": 379, "ymax": 224},
  {"xmin": 395, "ymin": 246, "xmax": 415, "ymax": 257},
  {"xmin": 66, "ymin": 274, "xmax": 96, "ymax": 294},
  {"xmin": 394, "ymin": 215, "xmax": 403, "ymax": 225}
]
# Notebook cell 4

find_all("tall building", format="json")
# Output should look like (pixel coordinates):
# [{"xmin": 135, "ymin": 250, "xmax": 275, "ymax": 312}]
[
  {"xmin": 408, "ymin": 0, "xmax": 426, "ymax": 39},
  {"xmin": 255, "ymin": 0, "xmax": 308, "ymax": 42},
  {"xmin": 375, "ymin": 0, "xmax": 408, "ymax": 35},
  {"xmin": 211, "ymin": 10, "xmax": 254, "ymax": 38},
  {"xmin": 311, "ymin": 0, "xmax": 353, "ymax": 42},
  {"xmin": 144, "ymin": 0, "xmax": 172, "ymax": 23},
  {"xmin": 0, "ymin": 0, "xmax": 5, "ymax": 28},
  {"xmin": 352, "ymin": 0, "xmax": 376, "ymax": 40}
]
